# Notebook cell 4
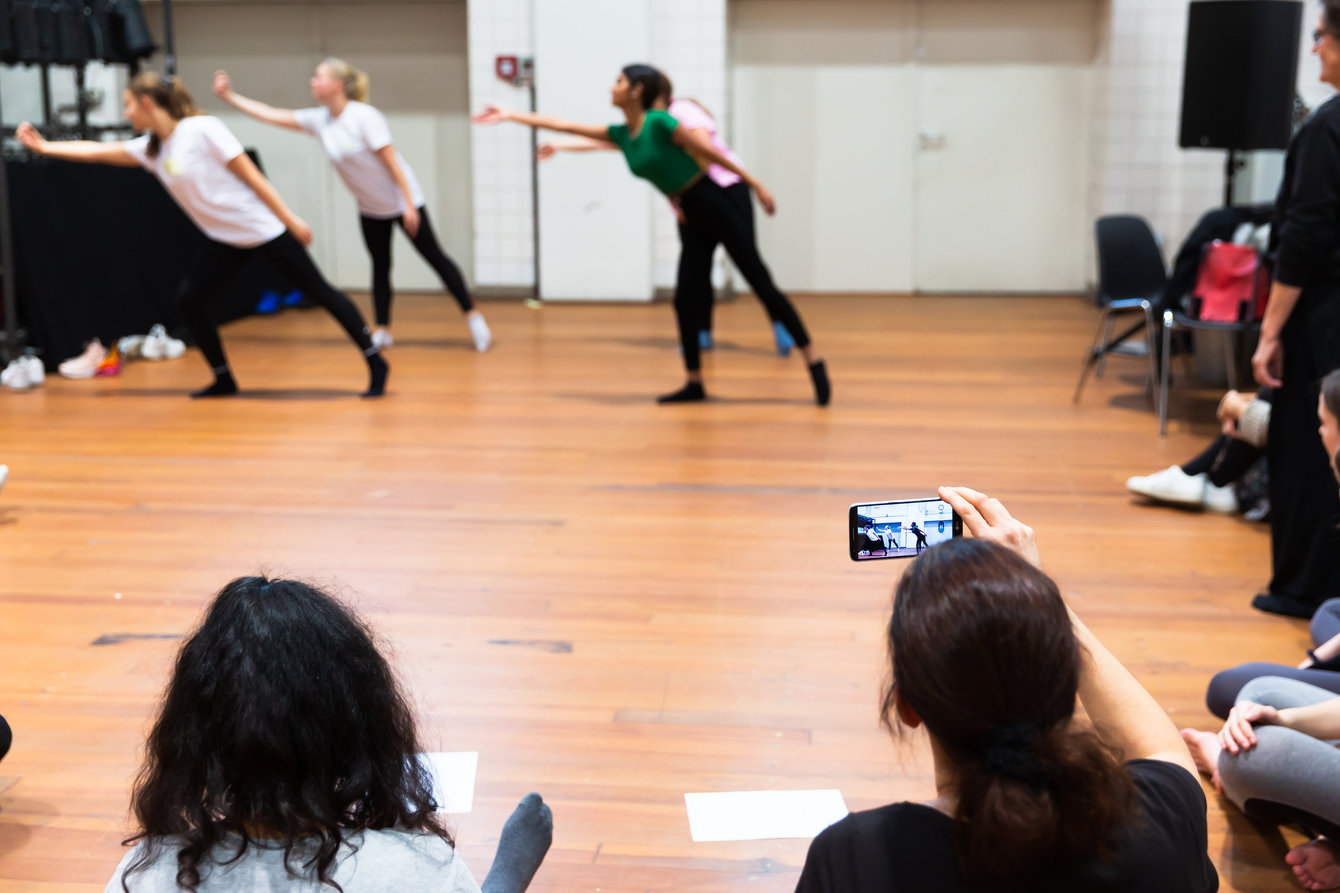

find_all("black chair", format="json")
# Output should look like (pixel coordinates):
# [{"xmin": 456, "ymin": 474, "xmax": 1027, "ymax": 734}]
[
  {"xmin": 1158, "ymin": 298, "xmax": 1261, "ymax": 435},
  {"xmin": 1074, "ymin": 215, "xmax": 1163, "ymax": 406}
]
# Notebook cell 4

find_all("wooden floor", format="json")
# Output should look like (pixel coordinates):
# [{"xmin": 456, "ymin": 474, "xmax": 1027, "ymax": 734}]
[{"xmin": 0, "ymin": 293, "xmax": 1315, "ymax": 892}]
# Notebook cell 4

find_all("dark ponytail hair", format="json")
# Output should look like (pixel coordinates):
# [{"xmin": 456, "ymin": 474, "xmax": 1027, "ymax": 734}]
[
  {"xmin": 882, "ymin": 539, "xmax": 1134, "ymax": 880},
  {"xmin": 128, "ymin": 72, "xmax": 202, "ymax": 158},
  {"xmin": 122, "ymin": 576, "xmax": 450, "ymax": 891},
  {"xmin": 621, "ymin": 63, "xmax": 663, "ymax": 110},
  {"xmin": 1326, "ymin": 0, "xmax": 1340, "ymax": 35}
]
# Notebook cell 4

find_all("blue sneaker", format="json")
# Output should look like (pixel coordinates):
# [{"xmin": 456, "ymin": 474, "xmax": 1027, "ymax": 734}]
[
  {"xmin": 699, "ymin": 330, "xmax": 714, "ymax": 351},
  {"xmin": 772, "ymin": 321, "xmax": 794, "ymax": 357}
]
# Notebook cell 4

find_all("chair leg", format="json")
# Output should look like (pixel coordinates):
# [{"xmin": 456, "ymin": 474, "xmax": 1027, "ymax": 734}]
[
  {"xmin": 1072, "ymin": 309, "xmax": 1110, "ymax": 404},
  {"xmin": 1160, "ymin": 311, "xmax": 1173, "ymax": 436},
  {"xmin": 1142, "ymin": 302, "xmax": 1158, "ymax": 401},
  {"xmin": 1096, "ymin": 315, "xmax": 1115, "ymax": 378},
  {"xmin": 1224, "ymin": 331, "xmax": 1239, "ymax": 391}
]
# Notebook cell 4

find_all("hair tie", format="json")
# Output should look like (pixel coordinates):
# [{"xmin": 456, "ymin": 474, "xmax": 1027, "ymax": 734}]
[{"xmin": 979, "ymin": 722, "xmax": 1049, "ymax": 787}]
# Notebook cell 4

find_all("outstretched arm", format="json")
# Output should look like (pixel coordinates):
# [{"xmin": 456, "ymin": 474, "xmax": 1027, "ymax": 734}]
[
  {"xmin": 537, "ymin": 137, "xmax": 617, "ymax": 161},
  {"xmin": 937, "ymin": 486, "xmax": 1198, "ymax": 778},
  {"xmin": 671, "ymin": 123, "xmax": 776, "ymax": 215},
  {"xmin": 473, "ymin": 105, "xmax": 611, "ymax": 142},
  {"xmin": 225, "ymin": 152, "xmax": 312, "ymax": 245},
  {"xmin": 213, "ymin": 70, "xmax": 303, "ymax": 132},
  {"xmin": 16, "ymin": 122, "xmax": 138, "ymax": 166}
]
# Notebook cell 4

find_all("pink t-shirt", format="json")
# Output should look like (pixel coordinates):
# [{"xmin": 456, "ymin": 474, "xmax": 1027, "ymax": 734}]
[{"xmin": 669, "ymin": 99, "xmax": 741, "ymax": 188}]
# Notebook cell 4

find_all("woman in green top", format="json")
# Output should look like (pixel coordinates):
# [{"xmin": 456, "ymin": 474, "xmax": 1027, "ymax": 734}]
[{"xmin": 474, "ymin": 64, "xmax": 829, "ymax": 406}]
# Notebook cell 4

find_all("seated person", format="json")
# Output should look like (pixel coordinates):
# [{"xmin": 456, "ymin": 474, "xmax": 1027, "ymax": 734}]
[
  {"xmin": 795, "ymin": 487, "xmax": 1218, "ymax": 893},
  {"xmin": 1201, "ymin": 383, "xmax": 1340, "ymax": 716},
  {"xmin": 1182, "ymin": 679, "xmax": 1340, "ymax": 891},
  {"xmin": 1127, "ymin": 388, "xmax": 1271, "ymax": 516},
  {"xmin": 106, "ymin": 576, "xmax": 552, "ymax": 892}
]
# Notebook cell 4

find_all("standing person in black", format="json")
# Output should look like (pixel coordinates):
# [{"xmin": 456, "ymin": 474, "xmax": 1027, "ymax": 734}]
[
  {"xmin": 909, "ymin": 522, "xmax": 929, "ymax": 554},
  {"xmin": 1251, "ymin": 2, "xmax": 1340, "ymax": 618},
  {"xmin": 795, "ymin": 487, "xmax": 1218, "ymax": 893}
]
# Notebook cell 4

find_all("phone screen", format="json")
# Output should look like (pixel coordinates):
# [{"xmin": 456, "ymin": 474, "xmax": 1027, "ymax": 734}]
[{"xmin": 849, "ymin": 497, "xmax": 962, "ymax": 561}]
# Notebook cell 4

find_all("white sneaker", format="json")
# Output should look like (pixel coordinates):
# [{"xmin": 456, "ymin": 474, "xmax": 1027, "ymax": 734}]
[
  {"xmin": 1, "ymin": 359, "xmax": 31, "ymax": 389},
  {"xmin": 1203, "ymin": 482, "xmax": 1239, "ymax": 514},
  {"xmin": 118, "ymin": 334, "xmax": 146, "ymax": 359},
  {"xmin": 1126, "ymin": 465, "xmax": 1206, "ymax": 507},
  {"xmin": 59, "ymin": 339, "xmax": 107, "ymax": 378},
  {"xmin": 141, "ymin": 324, "xmax": 184, "ymax": 360},
  {"xmin": 468, "ymin": 314, "xmax": 492, "ymax": 352},
  {"xmin": 0, "ymin": 465, "xmax": 7, "ymax": 495},
  {"xmin": 20, "ymin": 356, "xmax": 44, "ymax": 385},
  {"xmin": 371, "ymin": 328, "xmax": 394, "ymax": 350}
]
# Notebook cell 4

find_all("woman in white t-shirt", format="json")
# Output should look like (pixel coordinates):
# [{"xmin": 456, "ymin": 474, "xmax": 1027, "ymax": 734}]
[
  {"xmin": 214, "ymin": 59, "xmax": 491, "ymax": 352},
  {"xmin": 17, "ymin": 74, "xmax": 388, "ymax": 398}
]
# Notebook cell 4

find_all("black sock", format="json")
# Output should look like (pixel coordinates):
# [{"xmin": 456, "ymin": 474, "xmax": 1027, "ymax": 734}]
[
  {"xmin": 657, "ymin": 381, "xmax": 706, "ymax": 404},
  {"xmin": 808, "ymin": 360, "xmax": 831, "ymax": 406},
  {"xmin": 481, "ymin": 793, "xmax": 553, "ymax": 893},
  {"xmin": 362, "ymin": 352, "xmax": 389, "ymax": 398},
  {"xmin": 191, "ymin": 370, "xmax": 238, "ymax": 399}
]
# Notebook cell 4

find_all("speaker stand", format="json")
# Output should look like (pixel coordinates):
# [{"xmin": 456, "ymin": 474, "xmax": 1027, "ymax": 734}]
[{"xmin": 1224, "ymin": 148, "xmax": 1248, "ymax": 207}]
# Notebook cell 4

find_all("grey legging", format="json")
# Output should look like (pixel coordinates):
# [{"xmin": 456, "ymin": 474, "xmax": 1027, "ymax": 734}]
[
  {"xmin": 1206, "ymin": 598, "xmax": 1340, "ymax": 718},
  {"xmin": 1217, "ymin": 675, "xmax": 1340, "ymax": 839}
]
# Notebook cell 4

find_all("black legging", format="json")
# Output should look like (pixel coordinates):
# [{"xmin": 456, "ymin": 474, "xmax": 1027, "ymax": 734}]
[
  {"xmin": 680, "ymin": 181, "xmax": 782, "ymax": 335},
  {"xmin": 674, "ymin": 177, "xmax": 810, "ymax": 373},
  {"xmin": 1181, "ymin": 435, "xmax": 1264, "ymax": 487},
  {"xmin": 359, "ymin": 206, "xmax": 473, "ymax": 327},
  {"xmin": 0, "ymin": 714, "xmax": 10, "ymax": 763},
  {"xmin": 177, "ymin": 232, "xmax": 375, "ymax": 373}
]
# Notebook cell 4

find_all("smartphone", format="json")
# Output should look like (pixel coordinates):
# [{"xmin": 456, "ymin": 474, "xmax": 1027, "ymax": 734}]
[{"xmin": 849, "ymin": 497, "xmax": 962, "ymax": 561}]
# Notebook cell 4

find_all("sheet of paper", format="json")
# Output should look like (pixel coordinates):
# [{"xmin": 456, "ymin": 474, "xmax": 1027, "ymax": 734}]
[
  {"xmin": 684, "ymin": 789, "xmax": 848, "ymax": 842},
  {"xmin": 419, "ymin": 751, "xmax": 478, "ymax": 814}
]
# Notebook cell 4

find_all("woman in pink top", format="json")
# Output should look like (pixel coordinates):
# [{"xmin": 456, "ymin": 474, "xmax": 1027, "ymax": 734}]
[{"xmin": 538, "ymin": 70, "xmax": 794, "ymax": 358}]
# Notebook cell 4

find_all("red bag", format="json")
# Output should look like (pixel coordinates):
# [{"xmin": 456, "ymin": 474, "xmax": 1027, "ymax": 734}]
[{"xmin": 1192, "ymin": 241, "xmax": 1270, "ymax": 323}]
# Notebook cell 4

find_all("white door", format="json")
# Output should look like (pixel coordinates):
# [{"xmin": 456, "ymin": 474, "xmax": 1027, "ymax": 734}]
[{"xmin": 911, "ymin": 0, "xmax": 1098, "ymax": 293}]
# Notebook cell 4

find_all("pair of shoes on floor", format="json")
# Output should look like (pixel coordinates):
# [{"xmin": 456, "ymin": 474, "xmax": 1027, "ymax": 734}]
[
  {"xmin": 1126, "ymin": 465, "xmax": 1238, "ymax": 513},
  {"xmin": 2, "ymin": 356, "xmax": 45, "ymax": 389},
  {"xmin": 119, "ymin": 324, "xmax": 185, "ymax": 361},
  {"xmin": 370, "ymin": 316, "xmax": 493, "ymax": 353}
]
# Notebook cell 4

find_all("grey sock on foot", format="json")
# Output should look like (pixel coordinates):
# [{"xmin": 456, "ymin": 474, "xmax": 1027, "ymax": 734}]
[{"xmin": 481, "ymin": 793, "xmax": 553, "ymax": 893}]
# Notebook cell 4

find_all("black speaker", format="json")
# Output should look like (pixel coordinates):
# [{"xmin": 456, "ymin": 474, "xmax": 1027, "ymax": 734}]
[{"xmin": 1180, "ymin": 0, "xmax": 1303, "ymax": 151}]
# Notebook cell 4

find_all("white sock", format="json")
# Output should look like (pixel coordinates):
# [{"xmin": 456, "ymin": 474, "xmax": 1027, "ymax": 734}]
[{"xmin": 468, "ymin": 314, "xmax": 492, "ymax": 352}]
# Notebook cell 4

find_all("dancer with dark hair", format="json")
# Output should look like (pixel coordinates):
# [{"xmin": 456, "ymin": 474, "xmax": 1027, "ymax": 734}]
[
  {"xmin": 214, "ymin": 60, "xmax": 492, "ymax": 352},
  {"xmin": 475, "ymin": 64, "xmax": 829, "ymax": 405},
  {"xmin": 909, "ymin": 522, "xmax": 929, "ymax": 554},
  {"xmin": 796, "ymin": 487, "xmax": 1217, "ymax": 892},
  {"xmin": 538, "ymin": 69, "xmax": 794, "ymax": 358},
  {"xmin": 1249, "ymin": 0, "xmax": 1340, "ymax": 617},
  {"xmin": 105, "ymin": 575, "xmax": 552, "ymax": 892},
  {"xmin": 17, "ymin": 75, "xmax": 388, "ymax": 398}
]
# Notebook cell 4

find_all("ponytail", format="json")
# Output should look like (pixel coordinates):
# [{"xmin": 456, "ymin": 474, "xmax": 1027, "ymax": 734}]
[
  {"xmin": 127, "ymin": 72, "xmax": 201, "ymax": 158},
  {"xmin": 884, "ymin": 539, "xmax": 1136, "ymax": 881},
  {"xmin": 322, "ymin": 57, "xmax": 370, "ymax": 102}
]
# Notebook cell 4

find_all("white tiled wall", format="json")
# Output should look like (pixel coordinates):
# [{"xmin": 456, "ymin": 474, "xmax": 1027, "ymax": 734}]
[{"xmin": 468, "ymin": 0, "xmax": 537, "ymax": 289}]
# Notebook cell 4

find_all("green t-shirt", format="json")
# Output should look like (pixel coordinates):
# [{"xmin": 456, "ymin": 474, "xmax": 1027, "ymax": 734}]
[{"xmin": 606, "ymin": 110, "xmax": 703, "ymax": 196}]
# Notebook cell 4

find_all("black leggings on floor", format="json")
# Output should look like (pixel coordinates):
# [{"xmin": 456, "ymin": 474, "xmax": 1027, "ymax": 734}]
[
  {"xmin": 680, "ymin": 181, "xmax": 781, "ymax": 335},
  {"xmin": 674, "ymin": 177, "xmax": 810, "ymax": 373},
  {"xmin": 1181, "ymin": 434, "xmax": 1264, "ymax": 487},
  {"xmin": 177, "ymin": 232, "xmax": 375, "ymax": 373},
  {"xmin": 360, "ymin": 206, "xmax": 473, "ymax": 327}
]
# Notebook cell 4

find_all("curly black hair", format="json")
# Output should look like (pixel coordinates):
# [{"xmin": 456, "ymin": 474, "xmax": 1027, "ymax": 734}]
[{"xmin": 122, "ymin": 576, "xmax": 449, "ymax": 891}]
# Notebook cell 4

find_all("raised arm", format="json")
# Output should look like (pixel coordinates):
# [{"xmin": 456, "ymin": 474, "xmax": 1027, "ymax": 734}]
[
  {"xmin": 670, "ymin": 123, "xmax": 776, "ymax": 215},
  {"xmin": 472, "ymin": 104, "xmax": 611, "ymax": 142},
  {"xmin": 225, "ymin": 152, "xmax": 311, "ymax": 245},
  {"xmin": 537, "ymin": 136, "xmax": 617, "ymax": 161},
  {"xmin": 937, "ymin": 486, "xmax": 1198, "ymax": 778},
  {"xmin": 16, "ymin": 122, "xmax": 138, "ymax": 166},
  {"xmin": 213, "ymin": 70, "xmax": 303, "ymax": 132}
]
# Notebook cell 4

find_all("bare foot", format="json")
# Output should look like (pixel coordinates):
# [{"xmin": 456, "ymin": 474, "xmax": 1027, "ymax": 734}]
[
  {"xmin": 1180, "ymin": 728, "xmax": 1223, "ymax": 794},
  {"xmin": 1287, "ymin": 839, "xmax": 1340, "ymax": 891}
]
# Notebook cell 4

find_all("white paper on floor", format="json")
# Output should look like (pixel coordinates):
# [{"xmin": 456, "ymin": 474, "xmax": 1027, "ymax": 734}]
[
  {"xmin": 684, "ymin": 789, "xmax": 849, "ymax": 842},
  {"xmin": 419, "ymin": 752, "xmax": 478, "ymax": 814}
]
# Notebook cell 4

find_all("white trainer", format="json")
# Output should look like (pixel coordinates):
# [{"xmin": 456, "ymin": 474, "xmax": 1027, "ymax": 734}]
[
  {"xmin": 1, "ymin": 359, "xmax": 31, "ymax": 389},
  {"xmin": 1203, "ymin": 481, "xmax": 1240, "ymax": 514},
  {"xmin": 0, "ymin": 465, "xmax": 7, "ymax": 494},
  {"xmin": 371, "ymin": 328, "xmax": 394, "ymax": 350},
  {"xmin": 468, "ymin": 314, "xmax": 492, "ymax": 352},
  {"xmin": 118, "ymin": 334, "xmax": 146, "ymax": 359},
  {"xmin": 59, "ymin": 339, "xmax": 107, "ymax": 378},
  {"xmin": 142, "ymin": 324, "xmax": 185, "ymax": 360},
  {"xmin": 1126, "ymin": 465, "xmax": 1207, "ymax": 507},
  {"xmin": 19, "ymin": 356, "xmax": 44, "ymax": 385}
]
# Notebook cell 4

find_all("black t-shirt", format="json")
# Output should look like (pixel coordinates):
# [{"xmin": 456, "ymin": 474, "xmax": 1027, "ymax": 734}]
[{"xmin": 795, "ymin": 760, "xmax": 1218, "ymax": 893}]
